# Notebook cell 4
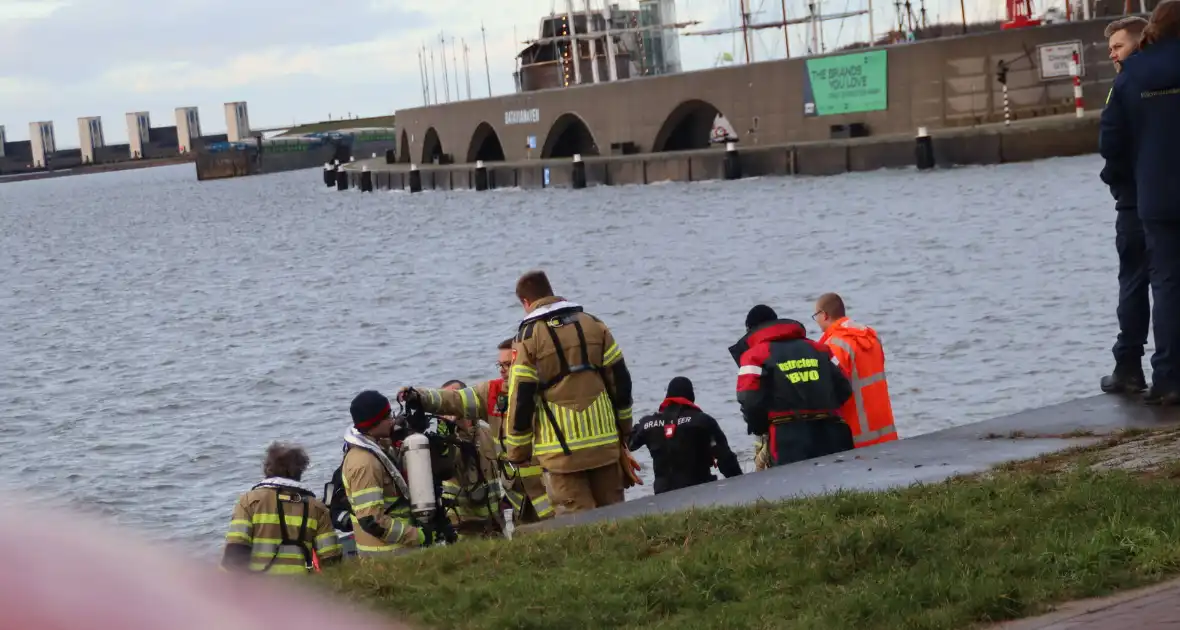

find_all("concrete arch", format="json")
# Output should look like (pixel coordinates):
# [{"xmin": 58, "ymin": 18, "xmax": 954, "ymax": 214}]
[
  {"xmin": 541, "ymin": 113, "xmax": 600, "ymax": 159},
  {"xmin": 398, "ymin": 129, "xmax": 411, "ymax": 163},
  {"xmin": 466, "ymin": 122, "xmax": 506, "ymax": 163},
  {"xmin": 421, "ymin": 127, "xmax": 444, "ymax": 164},
  {"xmin": 652, "ymin": 99, "xmax": 726, "ymax": 152}
]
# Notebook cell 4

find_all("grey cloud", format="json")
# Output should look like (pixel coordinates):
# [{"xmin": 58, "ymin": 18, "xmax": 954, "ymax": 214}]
[{"xmin": 0, "ymin": 0, "xmax": 432, "ymax": 83}]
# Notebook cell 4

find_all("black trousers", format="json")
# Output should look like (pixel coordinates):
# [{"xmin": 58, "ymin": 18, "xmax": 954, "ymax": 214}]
[
  {"xmin": 1113, "ymin": 211, "xmax": 1151, "ymax": 363},
  {"xmin": 768, "ymin": 418, "xmax": 854, "ymax": 467},
  {"xmin": 1144, "ymin": 219, "xmax": 1180, "ymax": 390}
]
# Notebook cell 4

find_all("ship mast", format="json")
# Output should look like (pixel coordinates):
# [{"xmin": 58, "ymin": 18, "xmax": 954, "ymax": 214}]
[{"xmin": 685, "ymin": 2, "xmax": 868, "ymax": 60}]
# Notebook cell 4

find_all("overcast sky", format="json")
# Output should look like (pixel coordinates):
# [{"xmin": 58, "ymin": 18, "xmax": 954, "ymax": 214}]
[{"xmin": 0, "ymin": 0, "xmax": 1011, "ymax": 147}]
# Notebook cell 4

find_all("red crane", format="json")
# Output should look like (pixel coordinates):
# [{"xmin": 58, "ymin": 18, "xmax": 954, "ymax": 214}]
[{"xmin": 1002, "ymin": 0, "xmax": 1042, "ymax": 29}]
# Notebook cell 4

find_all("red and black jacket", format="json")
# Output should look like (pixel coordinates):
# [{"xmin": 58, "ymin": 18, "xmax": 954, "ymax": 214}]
[{"xmin": 734, "ymin": 319, "xmax": 852, "ymax": 435}]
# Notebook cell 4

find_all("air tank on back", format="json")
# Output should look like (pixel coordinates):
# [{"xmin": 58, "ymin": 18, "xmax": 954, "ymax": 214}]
[{"xmin": 402, "ymin": 432, "xmax": 437, "ymax": 521}]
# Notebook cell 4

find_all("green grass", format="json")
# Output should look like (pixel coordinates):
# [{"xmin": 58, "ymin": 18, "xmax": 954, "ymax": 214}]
[
  {"xmin": 319, "ymin": 454, "xmax": 1180, "ymax": 630},
  {"xmin": 279, "ymin": 115, "xmax": 396, "ymax": 136}
]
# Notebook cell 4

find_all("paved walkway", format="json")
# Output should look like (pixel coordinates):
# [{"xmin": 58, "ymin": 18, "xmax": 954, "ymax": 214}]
[{"xmin": 988, "ymin": 579, "xmax": 1180, "ymax": 629}]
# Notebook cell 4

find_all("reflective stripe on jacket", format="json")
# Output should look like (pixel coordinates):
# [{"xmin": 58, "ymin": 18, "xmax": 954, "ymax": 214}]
[
  {"xmin": 223, "ymin": 485, "xmax": 341, "ymax": 574},
  {"xmin": 341, "ymin": 447, "xmax": 421, "ymax": 556},
  {"xmin": 819, "ymin": 317, "xmax": 898, "ymax": 447},
  {"xmin": 418, "ymin": 380, "xmax": 554, "ymax": 521}
]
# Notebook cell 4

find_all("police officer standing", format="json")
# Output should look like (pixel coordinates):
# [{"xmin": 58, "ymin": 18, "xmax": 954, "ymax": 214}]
[
  {"xmin": 1099, "ymin": 16, "xmax": 1151, "ymax": 395},
  {"xmin": 629, "ymin": 376, "xmax": 742, "ymax": 494},
  {"xmin": 503, "ymin": 270, "xmax": 640, "ymax": 515},
  {"xmin": 1100, "ymin": 2, "xmax": 1180, "ymax": 405},
  {"xmin": 733, "ymin": 305, "xmax": 854, "ymax": 466}
]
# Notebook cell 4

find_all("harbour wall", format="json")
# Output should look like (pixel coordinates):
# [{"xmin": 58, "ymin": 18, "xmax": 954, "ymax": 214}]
[
  {"xmin": 340, "ymin": 112, "xmax": 1099, "ymax": 191},
  {"xmin": 393, "ymin": 19, "xmax": 1113, "ymax": 168}
]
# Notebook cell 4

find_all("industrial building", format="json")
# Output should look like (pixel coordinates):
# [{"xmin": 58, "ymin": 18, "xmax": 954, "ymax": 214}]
[
  {"xmin": 176, "ymin": 107, "xmax": 202, "ymax": 154},
  {"xmin": 29, "ymin": 122, "xmax": 56, "ymax": 168},
  {"xmin": 78, "ymin": 116, "xmax": 105, "ymax": 164},
  {"xmin": 0, "ymin": 101, "xmax": 247, "ymax": 176}
]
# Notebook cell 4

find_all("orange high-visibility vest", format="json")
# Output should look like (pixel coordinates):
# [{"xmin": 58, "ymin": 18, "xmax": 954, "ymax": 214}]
[{"xmin": 819, "ymin": 317, "xmax": 898, "ymax": 448}]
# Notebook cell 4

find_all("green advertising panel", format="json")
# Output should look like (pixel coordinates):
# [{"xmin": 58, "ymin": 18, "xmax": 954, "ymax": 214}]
[{"xmin": 802, "ymin": 50, "xmax": 888, "ymax": 117}]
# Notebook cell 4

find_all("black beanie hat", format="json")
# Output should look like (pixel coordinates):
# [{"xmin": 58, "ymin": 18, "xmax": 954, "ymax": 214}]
[
  {"xmin": 666, "ymin": 376, "xmax": 695, "ymax": 402},
  {"xmin": 351, "ymin": 390, "xmax": 391, "ymax": 430},
  {"xmin": 745, "ymin": 304, "xmax": 778, "ymax": 330}
]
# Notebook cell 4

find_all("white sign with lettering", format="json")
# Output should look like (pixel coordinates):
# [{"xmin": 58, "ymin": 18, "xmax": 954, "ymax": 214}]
[
  {"xmin": 1037, "ymin": 40, "xmax": 1085, "ymax": 80},
  {"xmin": 504, "ymin": 108, "xmax": 541, "ymax": 125}
]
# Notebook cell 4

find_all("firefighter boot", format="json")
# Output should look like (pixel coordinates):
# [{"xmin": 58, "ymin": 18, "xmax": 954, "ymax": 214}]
[{"xmin": 1100, "ymin": 361, "xmax": 1148, "ymax": 394}]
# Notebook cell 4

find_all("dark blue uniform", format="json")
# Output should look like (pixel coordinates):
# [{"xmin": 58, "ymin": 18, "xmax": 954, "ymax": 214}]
[
  {"xmin": 1100, "ymin": 37, "xmax": 1180, "ymax": 404},
  {"xmin": 1099, "ymin": 79, "xmax": 1151, "ymax": 394}
]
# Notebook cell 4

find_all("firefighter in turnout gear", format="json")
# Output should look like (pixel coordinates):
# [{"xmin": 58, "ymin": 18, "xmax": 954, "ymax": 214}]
[
  {"xmin": 430, "ymin": 378, "xmax": 503, "ymax": 536},
  {"xmin": 504, "ymin": 270, "xmax": 641, "ymax": 515},
  {"xmin": 399, "ymin": 339, "xmax": 555, "ymax": 524},
  {"xmin": 342, "ymin": 390, "xmax": 430, "ymax": 556},
  {"xmin": 222, "ymin": 442, "xmax": 342, "ymax": 574}
]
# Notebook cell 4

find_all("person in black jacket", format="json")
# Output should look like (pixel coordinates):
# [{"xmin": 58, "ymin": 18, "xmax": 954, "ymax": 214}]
[
  {"xmin": 733, "ymin": 305, "xmax": 854, "ymax": 466},
  {"xmin": 629, "ymin": 377, "xmax": 742, "ymax": 494},
  {"xmin": 1100, "ymin": 1, "xmax": 1180, "ymax": 405},
  {"xmin": 1100, "ymin": 16, "xmax": 1152, "ymax": 395}
]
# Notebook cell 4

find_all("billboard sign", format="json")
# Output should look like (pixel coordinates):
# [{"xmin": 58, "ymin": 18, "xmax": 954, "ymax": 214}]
[{"xmin": 802, "ymin": 50, "xmax": 888, "ymax": 117}]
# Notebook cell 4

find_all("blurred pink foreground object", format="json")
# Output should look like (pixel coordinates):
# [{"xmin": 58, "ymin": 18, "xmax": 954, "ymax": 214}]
[{"xmin": 0, "ymin": 498, "xmax": 413, "ymax": 630}]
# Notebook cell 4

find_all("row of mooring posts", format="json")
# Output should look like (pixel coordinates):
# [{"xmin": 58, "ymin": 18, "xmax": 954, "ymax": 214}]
[{"xmin": 322, "ymin": 130, "xmax": 939, "ymax": 193}]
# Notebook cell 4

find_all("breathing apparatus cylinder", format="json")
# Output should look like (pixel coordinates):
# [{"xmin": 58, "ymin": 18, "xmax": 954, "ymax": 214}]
[{"xmin": 402, "ymin": 432, "xmax": 437, "ymax": 521}]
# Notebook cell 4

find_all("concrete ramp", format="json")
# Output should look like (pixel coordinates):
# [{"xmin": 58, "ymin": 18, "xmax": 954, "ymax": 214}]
[{"xmin": 526, "ymin": 395, "xmax": 1180, "ymax": 532}]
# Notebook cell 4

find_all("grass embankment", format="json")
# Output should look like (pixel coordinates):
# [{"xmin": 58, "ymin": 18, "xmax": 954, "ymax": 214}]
[
  {"xmin": 279, "ymin": 115, "xmax": 396, "ymax": 136},
  {"xmin": 321, "ymin": 427, "xmax": 1180, "ymax": 630}
]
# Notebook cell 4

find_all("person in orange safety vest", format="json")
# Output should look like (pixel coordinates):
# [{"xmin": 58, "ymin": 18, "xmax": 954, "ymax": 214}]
[{"xmin": 813, "ymin": 293, "xmax": 899, "ymax": 448}]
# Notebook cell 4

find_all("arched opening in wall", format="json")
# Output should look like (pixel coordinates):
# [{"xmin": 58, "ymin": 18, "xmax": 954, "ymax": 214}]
[
  {"xmin": 651, "ymin": 100, "xmax": 728, "ymax": 152},
  {"xmin": 398, "ymin": 129, "xmax": 411, "ymax": 163},
  {"xmin": 541, "ymin": 113, "xmax": 599, "ymax": 159},
  {"xmin": 466, "ymin": 122, "xmax": 506, "ymax": 163},
  {"xmin": 421, "ymin": 127, "xmax": 444, "ymax": 164}
]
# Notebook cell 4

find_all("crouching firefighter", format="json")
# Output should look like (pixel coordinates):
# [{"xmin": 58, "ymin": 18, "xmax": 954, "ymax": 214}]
[
  {"xmin": 221, "ymin": 442, "xmax": 342, "ymax": 574},
  {"xmin": 630, "ymin": 376, "xmax": 743, "ymax": 495},
  {"xmin": 731, "ymin": 305, "xmax": 855, "ymax": 467},
  {"xmin": 334, "ymin": 390, "xmax": 442, "ymax": 556},
  {"xmin": 400, "ymin": 340, "xmax": 555, "ymax": 526},
  {"xmin": 430, "ymin": 378, "xmax": 504, "ymax": 536},
  {"xmin": 504, "ymin": 270, "xmax": 643, "ymax": 516}
]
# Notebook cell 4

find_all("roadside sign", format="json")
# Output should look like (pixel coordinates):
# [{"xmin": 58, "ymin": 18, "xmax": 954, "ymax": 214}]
[{"xmin": 1036, "ymin": 40, "xmax": 1084, "ymax": 80}]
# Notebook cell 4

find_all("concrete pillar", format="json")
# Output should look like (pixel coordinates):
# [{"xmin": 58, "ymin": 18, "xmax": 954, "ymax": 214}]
[
  {"xmin": 0, "ymin": 125, "xmax": 8, "ymax": 158},
  {"xmin": 336, "ymin": 167, "xmax": 349, "ymax": 191},
  {"xmin": 324, "ymin": 163, "xmax": 335, "ymax": 187},
  {"xmin": 474, "ymin": 160, "xmax": 489, "ymax": 191},
  {"xmin": 360, "ymin": 165, "xmax": 373, "ymax": 192},
  {"xmin": 915, "ymin": 127, "xmax": 934, "ymax": 170},
  {"xmin": 571, "ymin": 153, "xmax": 587, "ymax": 189},
  {"xmin": 723, "ymin": 141, "xmax": 742, "ymax": 180},
  {"xmin": 409, "ymin": 164, "xmax": 423, "ymax": 193}
]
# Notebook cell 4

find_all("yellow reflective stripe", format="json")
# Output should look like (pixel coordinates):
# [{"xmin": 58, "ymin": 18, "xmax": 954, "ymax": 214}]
[
  {"xmin": 458, "ymin": 388, "xmax": 480, "ymax": 419},
  {"xmin": 248, "ymin": 563, "xmax": 309, "ymax": 574},
  {"xmin": 349, "ymin": 487, "xmax": 385, "ymax": 510},
  {"xmin": 510, "ymin": 364, "xmax": 538, "ymax": 379},
  {"xmin": 504, "ymin": 432, "xmax": 532, "ymax": 447},
  {"xmin": 385, "ymin": 519, "xmax": 412, "ymax": 543},
  {"xmin": 225, "ymin": 532, "xmax": 251, "ymax": 543},
  {"xmin": 1106, "ymin": 86, "xmax": 1113, "ymax": 105},
  {"xmin": 531, "ymin": 493, "xmax": 554, "ymax": 518},
  {"xmin": 250, "ymin": 513, "xmax": 320, "ymax": 529},
  {"xmin": 616, "ymin": 406, "xmax": 632, "ymax": 422},
  {"xmin": 356, "ymin": 545, "xmax": 398, "ymax": 555},
  {"xmin": 603, "ymin": 343, "xmax": 622, "ymax": 366},
  {"xmin": 534, "ymin": 391, "xmax": 617, "ymax": 453},
  {"xmin": 424, "ymin": 388, "xmax": 443, "ymax": 410},
  {"xmin": 516, "ymin": 465, "xmax": 543, "ymax": 477}
]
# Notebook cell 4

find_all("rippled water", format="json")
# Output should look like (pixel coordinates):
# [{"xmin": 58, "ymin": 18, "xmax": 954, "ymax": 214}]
[{"xmin": 0, "ymin": 156, "xmax": 1127, "ymax": 556}]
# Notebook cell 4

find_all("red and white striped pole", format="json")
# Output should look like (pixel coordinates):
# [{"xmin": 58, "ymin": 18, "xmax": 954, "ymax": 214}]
[{"xmin": 1071, "ymin": 51, "xmax": 1084, "ymax": 118}]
